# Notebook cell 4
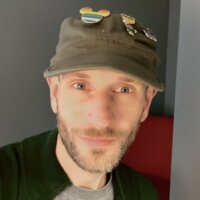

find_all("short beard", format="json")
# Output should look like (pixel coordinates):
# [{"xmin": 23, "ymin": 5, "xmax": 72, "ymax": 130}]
[{"xmin": 56, "ymin": 114, "xmax": 140, "ymax": 174}]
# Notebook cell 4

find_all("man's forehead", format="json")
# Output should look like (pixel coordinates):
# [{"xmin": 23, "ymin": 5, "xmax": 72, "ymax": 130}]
[{"xmin": 61, "ymin": 69, "xmax": 138, "ymax": 83}]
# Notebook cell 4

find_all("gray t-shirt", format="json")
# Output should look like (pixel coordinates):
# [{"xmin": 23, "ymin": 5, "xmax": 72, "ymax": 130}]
[{"xmin": 54, "ymin": 174, "xmax": 113, "ymax": 200}]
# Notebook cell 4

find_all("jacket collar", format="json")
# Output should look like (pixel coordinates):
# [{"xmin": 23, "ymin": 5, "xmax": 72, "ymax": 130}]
[
  {"xmin": 22, "ymin": 129, "xmax": 70, "ymax": 199},
  {"xmin": 21, "ymin": 129, "xmax": 126, "ymax": 200}
]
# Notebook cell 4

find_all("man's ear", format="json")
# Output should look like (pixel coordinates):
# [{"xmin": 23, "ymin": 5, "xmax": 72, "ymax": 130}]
[
  {"xmin": 46, "ymin": 76, "xmax": 60, "ymax": 114},
  {"xmin": 140, "ymin": 87, "xmax": 157, "ymax": 122}
]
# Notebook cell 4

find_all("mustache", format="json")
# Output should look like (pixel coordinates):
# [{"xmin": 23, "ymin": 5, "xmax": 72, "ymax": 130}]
[{"xmin": 69, "ymin": 127, "xmax": 127, "ymax": 138}]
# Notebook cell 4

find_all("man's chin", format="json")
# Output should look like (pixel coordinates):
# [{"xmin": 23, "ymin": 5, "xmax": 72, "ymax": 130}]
[
  {"xmin": 56, "ymin": 114, "xmax": 138, "ymax": 173},
  {"xmin": 72, "ymin": 148, "xmax": 123, "ymax": 174}
]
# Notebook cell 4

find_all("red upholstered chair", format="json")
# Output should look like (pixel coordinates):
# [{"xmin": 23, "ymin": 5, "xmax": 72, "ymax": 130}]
[{"xmin": 122, "ymin": 116, "xmax": 173, "ymax": 200}]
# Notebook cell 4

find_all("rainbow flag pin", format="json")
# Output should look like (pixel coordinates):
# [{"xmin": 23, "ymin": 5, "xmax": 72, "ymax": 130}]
[{"xmin": 80, "ymin": 7, "xmax": 110, "ymax": 23}]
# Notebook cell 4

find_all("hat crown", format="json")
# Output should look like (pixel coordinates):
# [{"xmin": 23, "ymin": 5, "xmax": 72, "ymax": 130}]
[
  {"xmin": 44, "ymin": 12, "xmax": 164, "ymax": 91},
  {"xmin": 56, "ymin": 14, "xmax": 157, "ymax": 53}
]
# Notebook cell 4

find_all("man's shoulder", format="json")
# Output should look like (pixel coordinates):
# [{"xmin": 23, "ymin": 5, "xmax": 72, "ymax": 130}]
[
  {"xmin": 0, "ymin": 129, "xmax": 56, "ymax": 154},
  {"xmin": 21, "ymin": 128, "xmax": 58, "ymax": 149},
  {"xmin": 0, "ymin": 129, "xmax": 57, "ymax": 168},
  {"xmin": 0, "ymin": 129, "xmax": 55, "ymax": 169},
  {"xmin": 116, "ymin": 163, "xmax": 151, "ymax": 183},
  {"xmin": 0, "ymin": 129, "xmax": 58, "ymax": 199},
  {"xmin": 113, "ymin": 163, "xmax": 159, "ymax": 199}
]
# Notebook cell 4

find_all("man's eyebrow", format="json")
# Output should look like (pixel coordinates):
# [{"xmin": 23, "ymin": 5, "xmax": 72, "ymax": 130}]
[
  {"xmin": 117, "ymin": 76, "xmax": 135, "ymax": 83},
  {"xmin": 64, "ymin": 72, "xmax": 90, "ymax": 79}
]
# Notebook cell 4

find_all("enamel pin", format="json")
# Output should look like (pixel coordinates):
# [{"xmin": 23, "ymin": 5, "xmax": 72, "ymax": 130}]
[
  {"xmin": 80, "ymin": 7, "xmax": 110, "ymax": 23},
  {"xmin": 121, "ymin": 13, "xmax": 135, "ymax": 25},
  {"xmin": 121, "ymin": 13, "xmax": 137, "ymax": 36},
  {"xmin": 143, "ymin": 28, "xmax": 157, "ymax": 42}
]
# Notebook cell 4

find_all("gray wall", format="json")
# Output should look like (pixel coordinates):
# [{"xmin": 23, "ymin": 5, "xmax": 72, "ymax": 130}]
[
  {"xmin": 2, "ymin": 1, "xmax": 200, "ymax": 199},
  {"xmin": 164, "ymin": 0, "xmax": 180, "ymax": 116},
  {"xmin": 0, "ymin": 1, "xmax": 170, "ymax": 145},
  {"xmin": 170, "ymin": 0, "xmax": 200, "ymax": 199}
]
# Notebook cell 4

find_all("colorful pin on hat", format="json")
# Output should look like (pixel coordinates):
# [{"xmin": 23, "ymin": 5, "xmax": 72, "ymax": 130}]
[
  {"xmin": 80, "ymin": 7, "xmax": 110, "ymax": 23},
  {"xmin": 121, "ymin": 13, "xmax": 137, "ymax": 36},
  {"xmin": 121, "ymin": 13, "xmax": 136, "ymax": 25}
]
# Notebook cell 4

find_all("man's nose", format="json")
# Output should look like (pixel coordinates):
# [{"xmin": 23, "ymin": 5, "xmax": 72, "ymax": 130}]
[{"xmin": 87, "ymin": 94, "xmax": 114, "ymax": 128}]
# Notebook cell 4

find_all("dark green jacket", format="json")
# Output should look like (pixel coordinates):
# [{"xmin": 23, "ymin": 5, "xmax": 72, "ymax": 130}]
[{"xmin": 0, "ymin": 129, "xmax": 159, "ymax": 200}]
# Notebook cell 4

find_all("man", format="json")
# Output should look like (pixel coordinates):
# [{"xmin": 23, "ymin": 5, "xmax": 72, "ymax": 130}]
[{"xmin": 0, "ymin": 8, "xmax": 164, "ymax": 200}]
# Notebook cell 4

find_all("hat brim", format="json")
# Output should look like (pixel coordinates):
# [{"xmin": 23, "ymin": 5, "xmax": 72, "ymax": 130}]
[{"xmin": 44, "ymin": 53, "xmax": 164, "ymax": 91}]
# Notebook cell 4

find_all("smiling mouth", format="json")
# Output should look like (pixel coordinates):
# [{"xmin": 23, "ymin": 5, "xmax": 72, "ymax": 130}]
[{"xmin": 79, "ymin": 135, "xmax": 117, "ymax": 146}]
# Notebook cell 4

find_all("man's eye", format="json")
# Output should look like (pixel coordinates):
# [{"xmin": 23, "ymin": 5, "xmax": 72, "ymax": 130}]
[
  {"xmin": 73, "ymin": 83, "xmax": 86, "ymax": 90},
  {"xmin": 115, "ymin": 87, "xmax": 132, "ymax": 93}
]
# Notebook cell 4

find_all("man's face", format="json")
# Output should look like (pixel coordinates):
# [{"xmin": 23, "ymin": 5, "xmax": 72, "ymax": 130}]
[{"xmin": 47, "ymin": 69, "xmax": 156, "ymax": 174}]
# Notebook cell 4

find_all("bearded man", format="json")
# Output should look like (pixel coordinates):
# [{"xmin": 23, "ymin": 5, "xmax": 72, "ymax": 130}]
[{"xmin": 0, "ymin": 8, "xmax": 164, "ymax": 200}]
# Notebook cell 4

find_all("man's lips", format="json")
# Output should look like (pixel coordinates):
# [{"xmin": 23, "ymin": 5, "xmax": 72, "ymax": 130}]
[{"xmin": 79, "ymin": 135, "xmax": 117, "ymax": 146}]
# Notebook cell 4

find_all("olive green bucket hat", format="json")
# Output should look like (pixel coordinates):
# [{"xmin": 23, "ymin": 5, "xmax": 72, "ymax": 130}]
[{"xmin": 44, "ymin": 9, "xmax": 164, "ymax": 91}]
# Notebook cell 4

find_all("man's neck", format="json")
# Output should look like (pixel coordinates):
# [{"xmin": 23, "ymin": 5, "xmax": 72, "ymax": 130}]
[{"xmin": 55, "ymin": 134, "xmax": 107, "ymax": 190}]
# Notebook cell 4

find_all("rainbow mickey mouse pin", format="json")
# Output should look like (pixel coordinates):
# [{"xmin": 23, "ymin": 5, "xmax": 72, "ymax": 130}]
[{"xmin": 80, "ymin": 7, "xmax": 110, "ymax": 23}]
